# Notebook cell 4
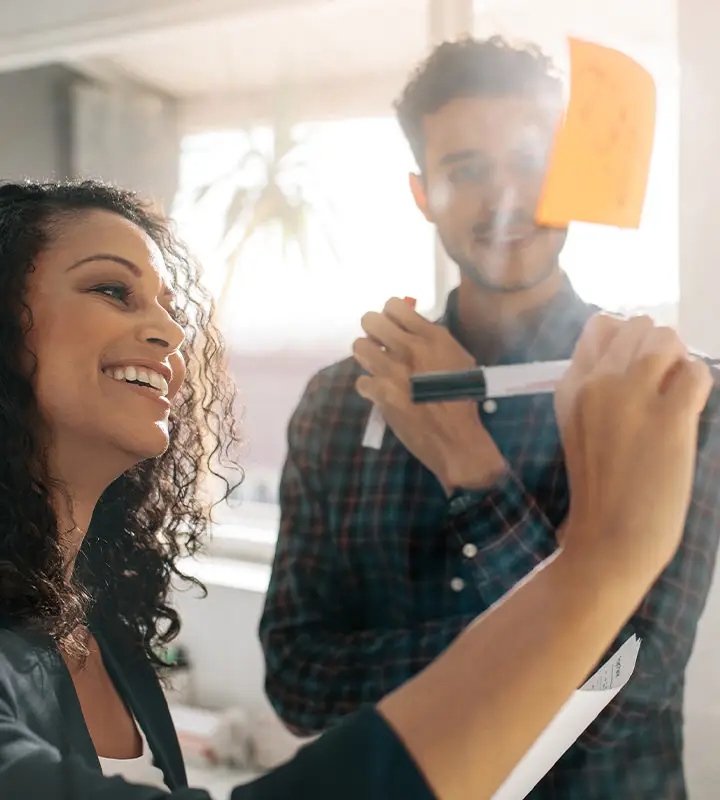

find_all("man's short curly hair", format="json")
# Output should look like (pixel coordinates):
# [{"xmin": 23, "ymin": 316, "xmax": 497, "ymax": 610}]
[{"xmin": 394, "ymin": 35, "xmax": 563, "ymax": 169}]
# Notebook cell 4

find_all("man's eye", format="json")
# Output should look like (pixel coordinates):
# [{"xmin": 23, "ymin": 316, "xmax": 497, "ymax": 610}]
[
  {"xmin": 448, "ymin": 163, "xmax": 491, "ymax": 183},
  {"xmin": 92, "ymin": 284, "xmax": 131, "ymax": 303}
]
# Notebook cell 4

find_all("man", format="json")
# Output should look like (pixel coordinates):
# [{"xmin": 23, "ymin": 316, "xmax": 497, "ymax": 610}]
[{"xmin": 259, "ymin": 36, "xmax": 720, "ymax": 798}]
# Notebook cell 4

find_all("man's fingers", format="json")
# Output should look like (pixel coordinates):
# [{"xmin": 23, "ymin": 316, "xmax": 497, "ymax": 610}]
[
  {"xmin": 356, "ymin": 374, "xmax": 407, "ymax": 407},
  {"xmin": 361, "ymin": 311, "xmax": 411, "ymax": 356},
  {"xmin": 353, "ymin": 337, "xmax": 399, "ymax": 379},
  {"xmin": 383, "ymin": 297, "xmax": 428, "ymax": 335}
]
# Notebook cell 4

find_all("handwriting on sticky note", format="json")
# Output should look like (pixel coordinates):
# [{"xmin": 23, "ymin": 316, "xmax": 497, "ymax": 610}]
[{"xmin": 535, "ymin": 38, "xmax": 656, "ymax": 229}]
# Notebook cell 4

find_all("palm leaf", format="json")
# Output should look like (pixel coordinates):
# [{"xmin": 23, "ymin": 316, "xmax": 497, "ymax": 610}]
[
  {"xmin": 223, "ymin": 186, "xmax": 254, "ymax": 240},
  {"xmin": 189, "ymin": 83, "xmax": 341, "ymax": 320},
  {"xmin": 191, "ymin": 182, "xmax": 217, "ymax": 205},
  {"xmin": 191, "ymin": 145, "xmax": 263, "ymax": 208},
  {"xmin": 280, "ymin": 202, "xmax": 309, "ymax": 265}
]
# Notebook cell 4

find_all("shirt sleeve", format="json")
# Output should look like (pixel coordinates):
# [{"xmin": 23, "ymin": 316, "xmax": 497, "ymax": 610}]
[
  {"xmin": 444, "ymin": 470, "xmax": 559, "ymax": 606},
  {"xmin": 258, "ymin": 374, "xmax": 478, "ymax": 735},
  {"xmin": 0, "ymin": 692, "xmax": 432, "ymax": 800},
  {"xmin": 230, "ymin": 707, "xmax": 434, "ymax": 800},
  {"xmin": 577, "ymin": 387, "xmax": 720, "ymax": 751}
]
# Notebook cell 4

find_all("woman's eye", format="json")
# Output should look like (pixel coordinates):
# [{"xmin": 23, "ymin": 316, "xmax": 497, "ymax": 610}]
[{"xmin": 92, "ymin": 284, "xmax": 131, "ymax": 303}]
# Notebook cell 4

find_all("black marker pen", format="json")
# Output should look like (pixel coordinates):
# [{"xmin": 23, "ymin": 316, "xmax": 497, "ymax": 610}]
[{"xmin": 411, "ymin": 357, "xmax": 719, "ymax": 404}]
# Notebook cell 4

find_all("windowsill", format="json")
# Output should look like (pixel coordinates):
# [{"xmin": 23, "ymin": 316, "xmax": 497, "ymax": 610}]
[
  {"xmin": 177, "ymin": 554, "xmax": 271, "ymax": 594},
  {"xmin": 203, "ymin": 501, "xmax": 280, "ymax": 564}
]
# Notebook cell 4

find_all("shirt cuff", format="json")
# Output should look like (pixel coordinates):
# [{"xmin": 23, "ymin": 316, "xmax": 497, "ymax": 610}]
[
  {"xmin": 232, "ymin": 706, "xmax": 435, "ymax": 800},
  {"xmin": 447, "ymin": 470, "xmax": 527, "ymax": 517}
]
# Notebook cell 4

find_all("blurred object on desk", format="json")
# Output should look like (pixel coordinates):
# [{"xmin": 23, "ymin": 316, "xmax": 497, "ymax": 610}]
[
  {"xmin": 162, "ymin": 643, "xmax": 195, "ymax": 705},
  {"xmin": 248, "ymin": 708, "xmax": 307, "ymax": 771},
  {"xmin": 170, "ymin": 703, "xmax": 252, "ymax": 769}
]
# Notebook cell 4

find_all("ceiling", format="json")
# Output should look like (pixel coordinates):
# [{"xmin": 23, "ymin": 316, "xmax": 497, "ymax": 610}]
[
  {"xmin": 65, "ymin": 0, "xmax": 676, "ymax": 101},
  {"xmin": 69, "ymin": 0, "xmax": 425, "ymax": 96}
]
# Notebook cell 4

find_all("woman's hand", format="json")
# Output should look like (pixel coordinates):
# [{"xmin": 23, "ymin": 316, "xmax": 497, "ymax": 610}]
[
  {"xmin": 377, "ymin": 312, "xmax": 713, "ymax": 800},
  {"xmin": 555, "ymin": 313, "xmax": 712, "ymax": 578}
]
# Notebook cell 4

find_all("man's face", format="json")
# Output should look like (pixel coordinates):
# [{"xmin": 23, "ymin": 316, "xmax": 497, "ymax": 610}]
[{"xmin": 413, "ymin": 93, "xmax": 569, "ymax": 292}]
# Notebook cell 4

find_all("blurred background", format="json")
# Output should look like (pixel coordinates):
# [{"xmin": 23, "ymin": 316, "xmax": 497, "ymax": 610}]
[{"xmin": 1, "ymin": 0, "xmax": 717, "ymax": 796}]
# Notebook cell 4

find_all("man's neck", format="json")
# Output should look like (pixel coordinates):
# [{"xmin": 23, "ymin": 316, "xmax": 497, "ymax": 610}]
[{"xmin": 455, "ymin": 270, "xmax": 564, "ymax": 364}]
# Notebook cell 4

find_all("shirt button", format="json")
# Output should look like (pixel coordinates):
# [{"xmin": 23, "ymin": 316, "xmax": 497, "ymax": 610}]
[
  {"xmin": 450, "ymin": 577, "xmax": 465, "ymax": 592},
  {"xmin": 483, "ymin": 399, "xmax": 497, "ymax": 414},
  {"xmin": 462, "ymin": 543, "xmax": 478, "ymax": 559},
  {"xmin": 449, "ymin": 496, "xmax": 466, "ymax": 513}
]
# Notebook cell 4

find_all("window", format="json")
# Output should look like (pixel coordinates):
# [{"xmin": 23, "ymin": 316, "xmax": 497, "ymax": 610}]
[
  {"xmin": 174, "ymin": 51, "xmax": 678, "ymax": 562},
  {"xmin": 174, "ymin": 118, "xmax": 436, "ymax": 350},
  {"xmin": 173, "ymin": 117, "xmax": 437, "ymax": 560}
]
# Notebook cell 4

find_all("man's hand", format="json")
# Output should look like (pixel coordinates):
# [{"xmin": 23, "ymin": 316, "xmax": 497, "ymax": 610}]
[{"xmin": 353, "ymin": 297, "xmax": 506, "ymax": 494}]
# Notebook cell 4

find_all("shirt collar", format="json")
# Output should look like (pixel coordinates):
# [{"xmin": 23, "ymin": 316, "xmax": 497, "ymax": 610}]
[{"xmin": 439, "ymin": 273, "xmax": 597, "ymax": 365}]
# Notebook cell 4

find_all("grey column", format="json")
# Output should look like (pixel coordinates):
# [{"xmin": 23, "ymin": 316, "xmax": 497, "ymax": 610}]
[
  {"xmin": 69, "ymin": 77, "xmax": 180, "ymax": 211},
  {"xmin": 679, "ymin": 5, "xmax": 720, "ymax": 798},
  {"xmin": 0, "ymin": 66, "xmax": 75, "ymax": 181},
  {"xmin": 0, "ymin": 65, "xmax": 180, "ymax": 210},
  {"xmin": 677, "ymin": 2, "xmax": 720, "ymax": 355}
]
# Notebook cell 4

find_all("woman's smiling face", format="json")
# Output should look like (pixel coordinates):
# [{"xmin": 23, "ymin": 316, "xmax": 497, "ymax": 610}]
[{"xmin": 24, "ymin": 210, "xmax": 187, "ymax": 470}]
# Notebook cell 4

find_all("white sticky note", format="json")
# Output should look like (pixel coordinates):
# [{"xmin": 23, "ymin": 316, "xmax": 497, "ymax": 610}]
[
  {"xmin": 492, "ymin": 635, "xmax": 641, "ymax": 800},
  {"xmin": 362, "ymin": 405, "xmax": 386, "ymax": 450}
]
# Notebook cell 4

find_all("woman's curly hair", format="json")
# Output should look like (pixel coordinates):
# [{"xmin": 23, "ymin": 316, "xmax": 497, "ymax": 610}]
[{"xmin": 0, "ymin": 179, "xmax": 242, "ymax": 667}]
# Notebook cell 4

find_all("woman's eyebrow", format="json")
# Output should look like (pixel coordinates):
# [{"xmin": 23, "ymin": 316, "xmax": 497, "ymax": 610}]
[{"xmin": 66, "ymin": 254, "xmax": 142, "ymax": 276}]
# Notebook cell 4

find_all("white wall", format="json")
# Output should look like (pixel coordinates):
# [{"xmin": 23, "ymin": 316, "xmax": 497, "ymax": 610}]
[
  {"xmin": 685, "ymin": 578, "xmax": 720, "ymax": 799},
  {"xmin": 677, "ymin": 1, "xmax": 720, "ymax": 798},
  {"xmin": 171, "ymin": 582, "xmax": 272, "ymax": 716}
]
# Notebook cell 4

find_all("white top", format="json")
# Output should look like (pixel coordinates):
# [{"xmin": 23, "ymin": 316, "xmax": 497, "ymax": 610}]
[{"xmin": 98, "ymin": 714, "xmax": 169, "ymax": 791}]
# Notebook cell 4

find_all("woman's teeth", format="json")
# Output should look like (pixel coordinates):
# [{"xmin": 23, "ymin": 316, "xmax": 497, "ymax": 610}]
[{"xmin": 102, "ymin": 366, "xmax": 169, "ymax": 397}]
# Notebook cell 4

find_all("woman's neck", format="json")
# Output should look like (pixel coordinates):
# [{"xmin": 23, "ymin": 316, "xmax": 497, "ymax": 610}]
[
  {"xmin": 47, "ymin": 438, "xmax": 124, "ymax": 579},
  {"xmin": 56, "ymin": 496, "xmax": 95, "ymax": 580},
  {"xmin": 49, "ymin": 475, "xmax": 106, "ymax": 581}
]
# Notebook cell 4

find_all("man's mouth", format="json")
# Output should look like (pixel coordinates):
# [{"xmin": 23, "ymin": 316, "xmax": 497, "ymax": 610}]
[
  {"xmin": 102, "ymin": 365, "xmax": 170, "ymax": 398},
  {"xmin": 473, "ymin": 217, "xmax": 537, "ymax": 244},
  {"xmin": 474, "ymin": 229, "xmax": 535, "ymax": 247}
]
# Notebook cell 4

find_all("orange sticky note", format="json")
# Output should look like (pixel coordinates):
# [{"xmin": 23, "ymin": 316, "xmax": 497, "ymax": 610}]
[{"xmin": 535, "ymin": 38, "xmax": 657, "ymax": 229}]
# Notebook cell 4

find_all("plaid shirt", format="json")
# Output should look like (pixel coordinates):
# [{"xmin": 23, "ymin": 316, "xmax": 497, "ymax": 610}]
[{"xmin": 260, "ymin": 277, "xmax": 720, "ymax": 799}]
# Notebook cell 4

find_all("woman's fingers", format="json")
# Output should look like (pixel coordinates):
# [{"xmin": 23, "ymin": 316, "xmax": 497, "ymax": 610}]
[{"xmin": 663, "ymin": 357, "xmax": 714, "ymax": 416}]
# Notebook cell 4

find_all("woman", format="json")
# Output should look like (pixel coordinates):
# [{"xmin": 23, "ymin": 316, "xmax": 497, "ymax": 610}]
[{"xmin": 0, "ymin": 179, "xmax": 711, "ymax": 800}]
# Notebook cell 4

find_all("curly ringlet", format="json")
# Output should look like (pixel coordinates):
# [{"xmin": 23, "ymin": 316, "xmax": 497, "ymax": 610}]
[{"xmin": 0, "ymin": 179, "xmax": 242, "ymax": 667}]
